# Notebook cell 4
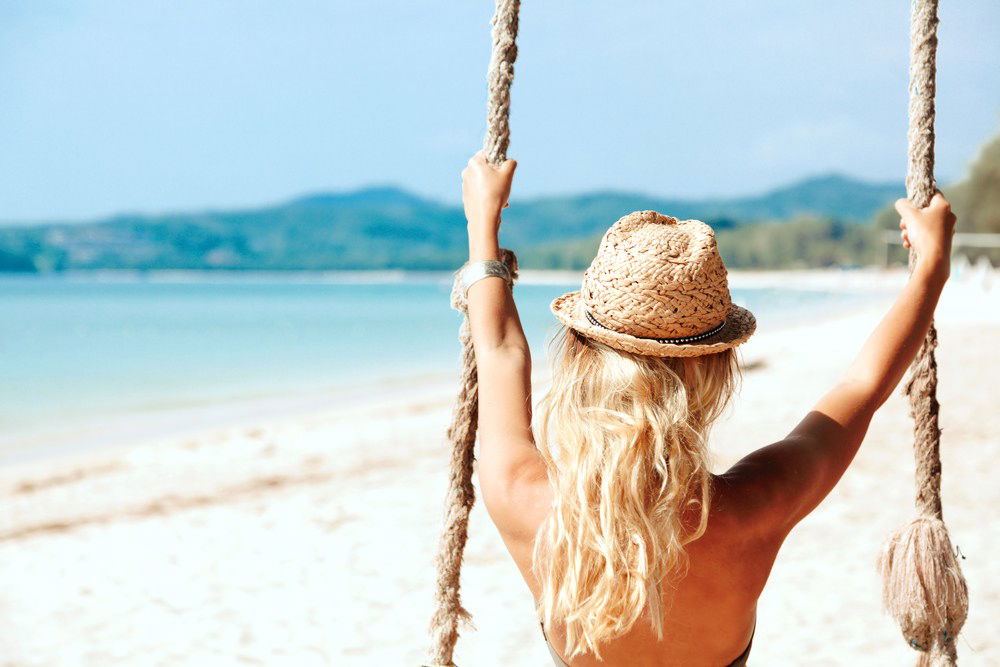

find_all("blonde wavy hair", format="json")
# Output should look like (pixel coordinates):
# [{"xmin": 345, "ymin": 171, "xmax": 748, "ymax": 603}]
[{"xmin": 532, "ymin": 325, "xmax": 740, "ymax": 659}]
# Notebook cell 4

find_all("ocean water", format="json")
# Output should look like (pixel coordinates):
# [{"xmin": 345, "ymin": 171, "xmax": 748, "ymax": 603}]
[{"xmin": 0, "ymin": 273, "xmax": 876, "ymax": 458}]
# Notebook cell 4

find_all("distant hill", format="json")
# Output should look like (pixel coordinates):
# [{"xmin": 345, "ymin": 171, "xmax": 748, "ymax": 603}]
[
  {"xmin": 498, "ymin": 174, "xmax": 901, "ymax": 248},
  {"xmin": 0, "ymin": 173, "xmax": 902, "ymax": 272}
]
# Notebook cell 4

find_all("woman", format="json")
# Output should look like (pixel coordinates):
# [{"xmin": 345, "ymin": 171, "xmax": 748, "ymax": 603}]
[{"xmin": 459, "ymin": 151, "xmax": 955, "ymax": 666}]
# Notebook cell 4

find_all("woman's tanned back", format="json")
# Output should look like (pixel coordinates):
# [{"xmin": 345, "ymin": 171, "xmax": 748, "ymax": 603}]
[{"xmin": 492, "ymin": 468, "xmax": 783, "ymax": 666}]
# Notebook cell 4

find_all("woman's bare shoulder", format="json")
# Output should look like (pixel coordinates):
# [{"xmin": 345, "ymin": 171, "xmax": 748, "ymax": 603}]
[{"xmin": 708, "ymin": 453, "xmax": 800, "ymax": 549}]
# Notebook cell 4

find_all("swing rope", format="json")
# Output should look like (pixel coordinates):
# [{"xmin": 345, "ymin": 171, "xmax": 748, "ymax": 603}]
[
  {"xmin": 424, "ymin": 2, "xmax": 521, "ymax": 666},
  {"xmin": 876, "ymin": 1, "xmax": 969, "ymax": 664},
  {"xmin": 426, "ymin": 1, "xmax": 969, "ymax": 665}
]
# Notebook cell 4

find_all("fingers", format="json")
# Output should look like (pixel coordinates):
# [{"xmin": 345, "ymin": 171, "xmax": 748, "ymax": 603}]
[
  {"xmin": 895, "ymin": 192, "xmax": 950, "ymax": 213},
  {"xmin": 464, "ymin": 152, "xmax": 486, "ymax": 184},
  {"xmin": 462, "ymin": 151, "xmax": 515, "ymax": 200},
  {"xmin": 467, "ymin": 151, "xmax": 516, "ymax": 170},
  {"xmin": 930, "ymin": 191, "xmax": 950, "ymax": 211},
  {"xmin": 895, "ymin": 199, "xmax": 913, "ymax": 237},
  {"xmin": 894, "ymin": 198, "xmax": 915, "ymax": 216}
]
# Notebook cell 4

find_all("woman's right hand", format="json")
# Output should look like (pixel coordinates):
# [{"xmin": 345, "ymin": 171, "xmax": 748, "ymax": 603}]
[{"xmin": 894, "ymin": 192, "xmax": 957, "ymax": 279}]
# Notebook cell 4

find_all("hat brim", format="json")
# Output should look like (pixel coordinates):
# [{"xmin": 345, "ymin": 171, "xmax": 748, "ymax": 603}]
[{"xmin": 550, "ymin": 291, "xmax": 756, "ymax": 358}]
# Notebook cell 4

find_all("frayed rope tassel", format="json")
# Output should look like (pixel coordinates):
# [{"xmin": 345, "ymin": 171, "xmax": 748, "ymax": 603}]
[{"xmin": 876, "ymin": 516, "xmax": 969, "ymax": 666}]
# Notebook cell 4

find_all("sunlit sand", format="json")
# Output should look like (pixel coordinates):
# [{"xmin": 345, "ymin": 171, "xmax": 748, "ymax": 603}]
[{"xmin": 0, "ymin": 268, "xmax": 996, "ymax": 665}]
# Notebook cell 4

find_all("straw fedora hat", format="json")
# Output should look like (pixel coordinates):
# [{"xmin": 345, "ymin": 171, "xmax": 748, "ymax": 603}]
[{"xmin": 551, "ymin": 210, "xmax": 756, "ymax": 358}]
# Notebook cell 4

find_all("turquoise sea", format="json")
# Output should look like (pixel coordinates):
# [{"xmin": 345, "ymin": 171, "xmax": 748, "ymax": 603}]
[{"xmin": 0, "ymin": 273, "xmax": 878, "ymax": 461}]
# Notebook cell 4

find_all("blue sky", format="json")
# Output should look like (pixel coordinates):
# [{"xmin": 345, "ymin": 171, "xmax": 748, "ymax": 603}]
[{"xmin": 1, "ymin": 1, "xmax": 998, "ymax": 220}]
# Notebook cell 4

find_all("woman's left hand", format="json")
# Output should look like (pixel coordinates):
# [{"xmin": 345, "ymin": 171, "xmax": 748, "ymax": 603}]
[{"xmin": 462, "ymin": 151, "xmax": 517, "ymax": 240}]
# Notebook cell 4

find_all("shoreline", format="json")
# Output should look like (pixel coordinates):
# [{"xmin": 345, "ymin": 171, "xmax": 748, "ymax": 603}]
[
  {"xmin": 1, "ymin": 265, "xmax": 921, "ymax": 287},
  {"xmin": 5, "ymin": 266, "xmax": 992, "ymax": 467},
  {"xmin": 0, "ymin": 271, "xmax": 995, "ymax": 664},
  {"xmin": 2, "ymin": 269, "xmax": 991, "ymax": 476},
  {"xmin": 0, "ymin": 269, "xmax": 914, "ymax": 466},
  {"xmin": 0, "ymin": 367, "xmax": 463, "ymax": 467}
]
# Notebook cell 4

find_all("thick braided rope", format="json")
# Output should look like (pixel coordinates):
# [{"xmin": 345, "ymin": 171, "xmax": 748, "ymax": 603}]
[
  {"xmin": 907, "ymin": 0, "xmax": 942, "ymax": 523},
  {"xmin": 877, "ymin": 1, "xmax": 968, "ymax": 664},
  {"xmin": 424, "ymin": 2, "xmax": 520, "ymax": 666},
  {"xmin": 483, "ymin": 0, "xmax": 520, "ymax": 165}
]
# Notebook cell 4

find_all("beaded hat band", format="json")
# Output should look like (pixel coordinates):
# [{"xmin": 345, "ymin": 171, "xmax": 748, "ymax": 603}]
[{"xmin": 584, "ymin": 310, "xmax": 728, "ymax": 345}]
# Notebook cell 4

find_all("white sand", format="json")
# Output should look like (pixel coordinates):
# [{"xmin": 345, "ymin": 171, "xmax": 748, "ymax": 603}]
[{"xmin": 0, "ymin": 269, "xmax": 997, "ymax": 666}]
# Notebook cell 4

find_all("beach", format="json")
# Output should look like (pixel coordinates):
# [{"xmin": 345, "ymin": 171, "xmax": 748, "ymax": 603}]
[{"xmin": 0, "ymin": 267, "xmax": 997, "ymax": 666}]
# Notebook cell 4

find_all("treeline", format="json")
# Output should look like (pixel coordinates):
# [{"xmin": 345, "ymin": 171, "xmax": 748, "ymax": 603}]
[
  {"xmin": 0, "ymin": 248, "xmax": 36, "ymax": 272},
  {"xmin": 876, "ymin": 131, "xmax": 1000, "ymax": 266},
  {"xmin": 716, "ymin": 218, "xmax": 878, "ymax": 269},
  {"xmin": 0, "ymin": 175, "xmax": 900, "ymax": 273}
]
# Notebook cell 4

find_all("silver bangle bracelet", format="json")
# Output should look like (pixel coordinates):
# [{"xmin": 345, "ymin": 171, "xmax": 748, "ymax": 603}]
[{"xmin": 461, "ymin": 260, "xmax": 512, "ymax": 297}]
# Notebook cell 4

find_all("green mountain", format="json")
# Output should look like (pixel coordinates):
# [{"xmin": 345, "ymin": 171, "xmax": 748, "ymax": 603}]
[
  {"xmin": 498, "ymin": 174, "xmax": 900, "ymax": 249},
  {"xmin": 0, "ymin": 173, "xmax": 902, "ymax": 272}
]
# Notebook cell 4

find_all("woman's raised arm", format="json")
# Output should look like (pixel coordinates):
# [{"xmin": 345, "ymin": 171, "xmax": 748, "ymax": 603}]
[
  {"xmin": 728, "ymin": 193, "xmax": 957, "ymax": 537},
  {"xmin": 461, "ymin": 152, "xmax": 548, "ymax": 536}
]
